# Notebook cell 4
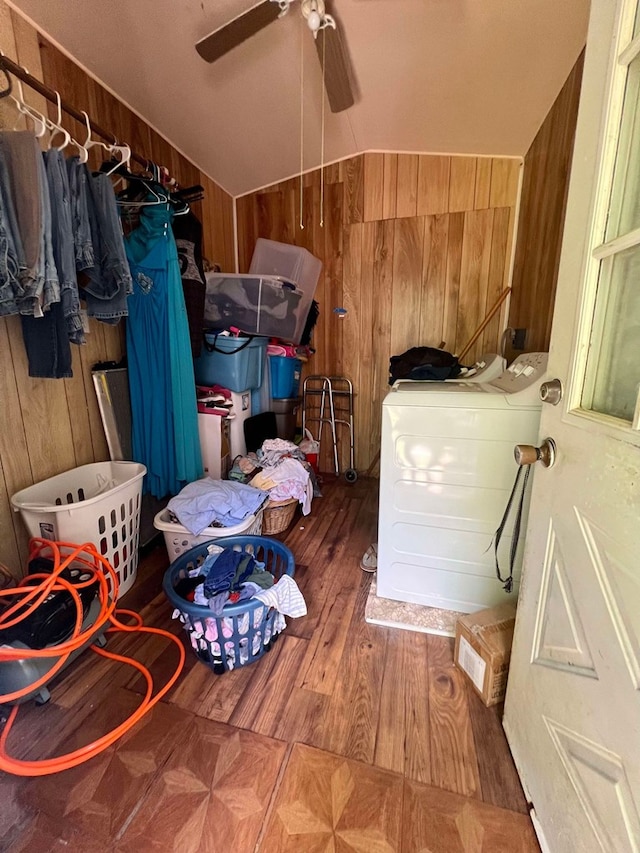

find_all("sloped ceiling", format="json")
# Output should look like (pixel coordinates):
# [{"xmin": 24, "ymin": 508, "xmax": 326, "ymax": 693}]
[{"xmin": 7, "ymin": 0, "xmax": 590, "ymax": 197}]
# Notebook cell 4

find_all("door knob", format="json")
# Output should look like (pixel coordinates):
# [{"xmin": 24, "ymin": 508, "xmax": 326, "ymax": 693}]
[
  {"xmin": 514, "ymin": 437, "xmax": 556, "ymax": 468},
  {"xmin": 540, "ymin": 378, "xmax": 563, "ymax": 405}
]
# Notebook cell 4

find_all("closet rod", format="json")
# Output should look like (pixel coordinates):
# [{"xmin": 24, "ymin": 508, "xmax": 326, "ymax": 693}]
[{"xmin": 0, "ymin": 52, "xmax": 149, "ymax": 170}]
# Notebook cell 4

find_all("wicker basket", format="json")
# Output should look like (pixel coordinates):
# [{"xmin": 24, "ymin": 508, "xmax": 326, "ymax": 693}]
[{"xmin": 262, "ymin": 497, "xmax": 298, "ymax": 535}]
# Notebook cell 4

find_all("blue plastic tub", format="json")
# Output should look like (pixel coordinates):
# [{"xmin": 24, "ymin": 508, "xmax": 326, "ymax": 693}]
[
  {"xmin": 194, "ymin": 333, "xmax": 268, "ymax": 392},
  {"xmin": 163, "ymin": 535, "xmax": 295, "ymax": 673},
  {"xmin": 269, "ymin": 356, "xmax": 302, "ymax": 399}
]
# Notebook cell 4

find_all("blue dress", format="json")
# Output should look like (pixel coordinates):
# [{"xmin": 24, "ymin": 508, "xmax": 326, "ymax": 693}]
[{"xmin": 126, "ymin": 205, "xmax": 203, "ymax": 497}]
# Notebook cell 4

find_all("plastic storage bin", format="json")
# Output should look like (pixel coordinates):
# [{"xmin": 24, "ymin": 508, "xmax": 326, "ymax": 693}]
[
  {"xmin": 162, "ymin": 535, "xmax": 295, "ymax": 673},
  {"xmin": 11, "ymin": 461, "xmax": 146, "ymax": 598},
  {"xmin": 269, "ymin": 356, "xmax": 302, "ymax": 399},
  {"xmin": 194, "ymin": 333, "xmax": 268, "ymax": 392},
  {"xmin": 153, "ymin": 507, "xmax": 264, "ymax": 560},
  {"xmin": 204, "ymin": 274, "xmax": 311, "ymax": 345},
  {"xmin": 249, "ymin": 239, "xmax": 322, "ymax": 301}
]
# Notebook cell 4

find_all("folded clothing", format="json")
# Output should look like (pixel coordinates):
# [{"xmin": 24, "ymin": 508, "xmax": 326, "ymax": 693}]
[{"xmin": 167, "ymin": 478, "xmax": 268, "ymax": 536}]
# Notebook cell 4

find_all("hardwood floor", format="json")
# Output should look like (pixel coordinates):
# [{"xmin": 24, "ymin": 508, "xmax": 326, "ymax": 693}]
[{"xmin": 1, "ymin": 477, "xmax": 539, "ymax": 852}]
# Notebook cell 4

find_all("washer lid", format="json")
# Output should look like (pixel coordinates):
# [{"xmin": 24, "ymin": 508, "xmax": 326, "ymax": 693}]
[{"xmin": 384, "ymin": 380, "xmax": 543, "ymax": 409}]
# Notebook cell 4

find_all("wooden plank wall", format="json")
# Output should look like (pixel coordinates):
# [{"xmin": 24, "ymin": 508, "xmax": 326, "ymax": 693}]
[
  {"xmin": 0, "ymin": 1, "xmax": 234, "ymax": 576},
  {"xmin": 236, "ymin": 154, "xmax": 521, "ymax": 474},
  {"xmin": 506, "ymin": 52, "xmax": 585, "ymax": 360}
]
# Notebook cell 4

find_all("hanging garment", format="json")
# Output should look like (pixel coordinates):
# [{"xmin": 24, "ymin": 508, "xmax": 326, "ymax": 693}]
[
  {"xmin": 66, "ymin": 156, "xmax": 95, "ymax": 273},
  {"xmin": 172, "ymin": 210, "xmax": 206, "ymax": 358},
  {"xmin": 126, "ymin": 204, "xmax": 203, "ymax": 498},
  {"xmin": 83, "ymin": 171, "xmax": 132, "ymax": 323},
  {"xmin": 0, "ymin": 131, "xmax": 42, "ymax": 307},
  {"xmin": 43, "ymin": 149, "xmax": 84, "ymax": 345},
  {"xmin": 0, "ymin": 141, "xmax": 25, "ymax": 316},
  {"xmin": 20, "ymin": 153, "xmax": 70, "ymax": 378}
]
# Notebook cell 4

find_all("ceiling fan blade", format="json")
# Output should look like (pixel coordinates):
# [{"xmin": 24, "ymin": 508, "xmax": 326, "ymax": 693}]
[
  {"xmin": 196, "ymin": 1, "xmax": 282, "ymax": 63},
  {"xmin": 314, "ymin": 19, "xmax": 356, "ymax": 113}
]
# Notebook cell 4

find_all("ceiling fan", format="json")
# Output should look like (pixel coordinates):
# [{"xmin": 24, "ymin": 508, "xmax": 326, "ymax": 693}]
[{"xmin": 196, "ymin": 0, "xmax": 355, "ymax": 113}]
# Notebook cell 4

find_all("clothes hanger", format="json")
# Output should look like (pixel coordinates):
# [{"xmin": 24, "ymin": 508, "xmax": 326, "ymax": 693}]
[
  {"xmin": 65, "ymin": 109, "xmax": 90, "ymax": 163},
  {"xmin": 46, "ymin": 91, "xmax": 72, "ymax": 151},
  {"xmin": 102, "ymin": 142, "xmax": 131, "ymax": 176},
  {"xmin": 81, "ymin": 109, "xmax": 112, "ymax": 158},
  {"xmin": 9, "ymin": 74, "xmax": 48, "ymax": 137},
  {"xmin": 113, "ymin": 166, "xmax": 170, "ymax": 207},
  {"xmin": 81, "ymin": 109, "xmax": 129, "ymax": 168}
]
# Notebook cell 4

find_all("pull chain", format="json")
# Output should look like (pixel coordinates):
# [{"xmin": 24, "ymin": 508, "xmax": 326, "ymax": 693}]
[
  {"xmin": 320, "ymin": 27, "xmax": 326, "ymax": 228},
  {"xmin": 299, "ymin": 15, "xmax": 305, "ymax": 231}
]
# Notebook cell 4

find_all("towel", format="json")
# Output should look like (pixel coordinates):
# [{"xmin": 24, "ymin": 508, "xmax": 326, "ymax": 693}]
[{"xmin": 253, "ymin": 574, "xmax": 307, "ymax": 618}]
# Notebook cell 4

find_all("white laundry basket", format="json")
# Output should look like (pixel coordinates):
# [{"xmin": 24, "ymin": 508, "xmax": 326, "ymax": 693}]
[
  {"xmin": 153, "ymin": 507, "xmax": 264, "ymax": 561},
  {"xmin": 11, "ymin": 461, "xmax": 146, "ymax": 599}
]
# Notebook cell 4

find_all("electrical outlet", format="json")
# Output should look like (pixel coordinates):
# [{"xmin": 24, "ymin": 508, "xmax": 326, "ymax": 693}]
[{"xmin": 513, "ymin": 328, "xmax": 527, "ymax": 350}]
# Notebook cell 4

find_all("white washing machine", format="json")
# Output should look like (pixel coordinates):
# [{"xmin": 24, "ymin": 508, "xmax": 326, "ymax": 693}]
[{"xmin": 377, "ymin": 352, "xmax": 548, "ymax": 615}]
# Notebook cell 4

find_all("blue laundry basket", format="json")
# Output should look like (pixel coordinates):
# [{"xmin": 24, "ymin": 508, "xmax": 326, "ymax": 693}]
[{"xmin": 163, "ymin": 535, "xmax": 295, "ymax": 674}]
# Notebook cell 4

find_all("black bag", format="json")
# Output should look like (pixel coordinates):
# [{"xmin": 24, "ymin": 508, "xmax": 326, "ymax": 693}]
[{"xmin": 389, "ymin": 346, "xmax": 461, "ymax": 384}]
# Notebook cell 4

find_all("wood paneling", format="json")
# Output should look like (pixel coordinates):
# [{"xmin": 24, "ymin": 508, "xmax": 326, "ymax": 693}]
[
  {"xmin": 0, "ymin": 1, "xmax": 234, "ymax": 575},
  {"xmin": 396, "ymin": 153, "xmax": 419, "ymax": 218},
  {"xmin": 507, "ymin": 52, "xmax": 584, "ymax": 358},
  {"xmin": 237, "ymin": 152, "xmax": 520, "ymax": 473},
  {"xmin": 417, "ymin": 154, "xmax": 451, "ymax": 215}
]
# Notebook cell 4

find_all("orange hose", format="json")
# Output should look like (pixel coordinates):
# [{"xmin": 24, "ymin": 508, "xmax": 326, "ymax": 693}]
[{"xmin": 0, "ymin": 538, "xmax": 184, "ymax": 776}]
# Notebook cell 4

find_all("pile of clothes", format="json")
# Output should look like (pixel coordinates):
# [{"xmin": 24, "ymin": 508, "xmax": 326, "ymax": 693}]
[
  {"xmin": 167, "ymin": 478, "xmax": 268, "ymax": 535},
  {"xmin": 228, "ymin": 438, "xmax": 319, "ymax": 515},
  {"xmin": 173, "ymin": 542, "xmax": 307, "ymax": 670}
]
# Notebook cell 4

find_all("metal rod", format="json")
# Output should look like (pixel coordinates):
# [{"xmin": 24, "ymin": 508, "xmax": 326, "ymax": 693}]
[{"xmin": 0, "ymin": 52, "xmax": 149, "ymax": 169}]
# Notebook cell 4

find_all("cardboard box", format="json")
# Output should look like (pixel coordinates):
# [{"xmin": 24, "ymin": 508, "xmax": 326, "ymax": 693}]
[{"xmin": 454, "ymin": 603, "xmax": 517, "ymax": 706}]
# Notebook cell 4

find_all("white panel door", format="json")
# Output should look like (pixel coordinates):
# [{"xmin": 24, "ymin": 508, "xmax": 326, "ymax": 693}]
[{"xmin": 503, "ymin": 1, "xmax": 640, "ymax": 851}]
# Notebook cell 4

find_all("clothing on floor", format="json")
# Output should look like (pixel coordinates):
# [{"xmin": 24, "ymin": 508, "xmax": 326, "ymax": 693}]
[
  {"xmin": 126, "ymin": 204, "xmax": 203, "ymax": 498},
  {"xmin": 167, "ymin": 478, "xmax": 268, "ymax": 535}
]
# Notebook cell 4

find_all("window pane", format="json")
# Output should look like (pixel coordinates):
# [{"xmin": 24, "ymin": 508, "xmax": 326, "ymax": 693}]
[
  {"xmin": 606, "ymin": 54, "xmax": 640, "ymax": 239},
  {"xmin": 584, "ymin": 245, "xmax": 640, "ymax": 421}
]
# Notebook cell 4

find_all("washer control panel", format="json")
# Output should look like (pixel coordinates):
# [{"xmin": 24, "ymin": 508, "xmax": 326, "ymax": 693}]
[{"xmin": 489, "ymin": 352, "xmax": 549, "ymax": 403}]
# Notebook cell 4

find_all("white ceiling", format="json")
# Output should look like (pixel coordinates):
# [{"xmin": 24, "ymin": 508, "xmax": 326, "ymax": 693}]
[{"xmin": 8, "ymin": 0, "xmax": 590, "ymax": 197}]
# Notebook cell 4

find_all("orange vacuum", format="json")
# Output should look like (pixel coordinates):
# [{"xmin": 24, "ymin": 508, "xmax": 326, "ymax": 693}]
[{"xmin": 0, "ymin": 538, "xmax": 184, "ymax": 776}]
